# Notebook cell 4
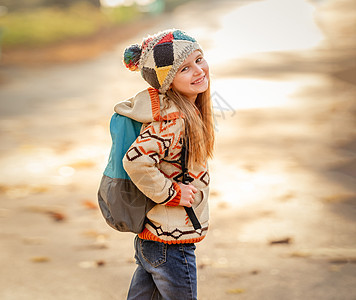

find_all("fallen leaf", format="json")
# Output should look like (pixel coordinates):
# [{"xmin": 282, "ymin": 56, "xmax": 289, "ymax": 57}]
[
  {"xmin": 269, "ymin": 237, "xmax": 292, "ymax": 245},
  {"xmin": 322, "ymin": 193, "xmax": 354, "ymax": 203},
  {"xmin": 82, "ymin": 230, "xmax": 108, "ymax": 239},
  {"xmin": 69, "ymin": 160, "xmax": 96, "ymax": 169},
  {"xmin": 82, "ymin": 200, "xmax": 98, "ymax": 210},
  {"xmin": 290, "ymin": 251, "xmax": 311, "ymax": 258},
  {"xmin": 79, "ymin": 260, "xmax": 106, "ymax": 268},
  {"xmin": 279, "ymin": 192, "xmax": 296, "ymax": 202},
  {"xmin": 217, "ymin": 201, "xmax": 229, "ymax": 209},
  {"xmin": 96, "ymin": 260, "xmax": 105, "ymax": 267},
  {"xmin": 259, "ymin": 210, "xmax": 274, "ymax": 217},
  {"xmin": 243, "ymin": 164, "xmax": 257, "ymax": 172},
  {"xmin": 47, "ymin": 211, "xmax": 66, "ymax": 222},
  {"xmin": 26, "ymin": 206, "xmax": 67, "ymax": 222},
  {"xmin": 329, "ymin": 258, "xmax": 356, "ymax": 264},
  {"xmin": 0, "ymin": 184, "xmax": 8, "ymax": 194},
  {"xmin": 29, "ymin": 185, "xmax": 50, "ymax": 194},
  {"xmin": 209, "ymin": 190, "xmax": 220, "ymax": 198},
  {"xmin": 227, "ymin": 288, "xmax": 245, "ymax": 294},
  {"xmin": 31, "ymin": 256, "xmax": 50, "ymax": 263}
]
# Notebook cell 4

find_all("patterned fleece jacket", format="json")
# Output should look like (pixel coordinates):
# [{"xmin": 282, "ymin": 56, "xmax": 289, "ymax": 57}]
[{"xmin": 114, "ymin": 88, "xmax": 210, "ymax": 244}]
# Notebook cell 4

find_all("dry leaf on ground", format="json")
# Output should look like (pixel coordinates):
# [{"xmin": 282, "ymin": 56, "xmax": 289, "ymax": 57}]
[
  {"xmin": 227, "ymin": 288, "xmax": 245, "ymax": 294},
  {"xmin": 82, "ymin": 200, "xmax": 98, "ymax": 210},
  {"xmin": 31, "ymin": 256, "xmax": 50, "ymax": 263}
]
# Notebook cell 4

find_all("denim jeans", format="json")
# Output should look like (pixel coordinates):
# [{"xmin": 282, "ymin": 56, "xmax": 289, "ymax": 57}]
[{"xmin": 127, "ymin": 236, "xmax": 197, "ymax": 300}]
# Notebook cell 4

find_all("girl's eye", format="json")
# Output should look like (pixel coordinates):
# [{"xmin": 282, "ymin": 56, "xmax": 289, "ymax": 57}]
[{"xmin": 180, "ymin": 56, "xmax": 204, "ymax": 72}]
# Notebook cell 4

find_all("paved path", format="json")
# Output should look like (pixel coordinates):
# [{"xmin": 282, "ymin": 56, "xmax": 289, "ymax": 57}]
[{"xmin": 0, "ymin": 0, "xmax": 355, "ymax": 299}]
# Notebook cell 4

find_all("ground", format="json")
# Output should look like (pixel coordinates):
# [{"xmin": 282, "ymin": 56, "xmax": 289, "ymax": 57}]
[{"xmin": 0, "ymin": 0, "xmax": 355, "ymax": 299}]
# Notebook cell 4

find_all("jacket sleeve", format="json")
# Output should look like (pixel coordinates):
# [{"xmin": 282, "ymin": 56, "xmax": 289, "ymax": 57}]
[{"xmin": 122, "ymin": 118, "xmax": 184, "ymax": 206}]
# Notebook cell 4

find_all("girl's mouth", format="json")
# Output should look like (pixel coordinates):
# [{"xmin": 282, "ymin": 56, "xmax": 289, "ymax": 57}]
[{"xmin": 191, "ymin": 75, "xmax": 206, "ymax": 85}]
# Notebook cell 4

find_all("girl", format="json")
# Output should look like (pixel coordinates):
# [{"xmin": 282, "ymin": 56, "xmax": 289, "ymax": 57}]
[{"xmin": 117, "ymin": 29, "xmax": 214, "ymax": 300}]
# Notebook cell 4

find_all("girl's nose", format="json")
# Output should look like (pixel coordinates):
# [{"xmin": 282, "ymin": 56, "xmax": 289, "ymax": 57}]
[{"xmin": 193, "ymin": 64, "xmax": 204, "ymax": 75}]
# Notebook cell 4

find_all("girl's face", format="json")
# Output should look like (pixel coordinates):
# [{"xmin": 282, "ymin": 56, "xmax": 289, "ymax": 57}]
[{"xmin": 171, "ymin": 50, "xmax": 209, "ymax": 103}]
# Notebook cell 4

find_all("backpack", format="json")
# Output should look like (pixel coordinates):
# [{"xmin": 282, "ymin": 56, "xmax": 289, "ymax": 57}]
[
  {"xmin": 98, "ymin": 113, "xmax": 202, "ymax": 233},
  {"xmin": 97, "ymin": 113, "xmax": 156, "ymax": 233}
]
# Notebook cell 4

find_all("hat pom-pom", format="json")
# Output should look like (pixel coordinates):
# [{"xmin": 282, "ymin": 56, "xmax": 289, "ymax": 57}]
[{"xmin": 123, "ymin": 44, "xmax": 142, "ymax": 71}]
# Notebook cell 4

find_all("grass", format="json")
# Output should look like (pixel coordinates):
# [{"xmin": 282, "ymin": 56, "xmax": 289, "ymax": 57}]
[{"xmin": 0, "ymin": 2, "xmax": 142, "ymax": 49}]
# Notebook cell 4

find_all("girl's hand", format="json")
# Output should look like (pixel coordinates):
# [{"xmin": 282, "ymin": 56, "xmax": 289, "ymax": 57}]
[{"xmin": 177, "ymin": 183, "xmax": 198, "ymax": 207}]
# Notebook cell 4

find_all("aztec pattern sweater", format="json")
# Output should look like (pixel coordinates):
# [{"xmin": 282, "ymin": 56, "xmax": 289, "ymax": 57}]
[{"xmin": 115, "ymin": 88, "xmax": 209, "ymax": 244}]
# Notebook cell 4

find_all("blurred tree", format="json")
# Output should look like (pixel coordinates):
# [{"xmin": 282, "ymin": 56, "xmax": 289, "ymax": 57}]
[
  {"xmin": 164, "ymin": 0, "xmax": 193, "ymax": 12},
  {"xmin": 44, "ymin": 0, "xmax": 100, "ymax": 8},
  {"xmin": 0, "ymin": 0, "xmax": 101, "ymax": 12},
  {"xmin": 0, "ymin": 0, "xmax": 42, "ymax": 12}
]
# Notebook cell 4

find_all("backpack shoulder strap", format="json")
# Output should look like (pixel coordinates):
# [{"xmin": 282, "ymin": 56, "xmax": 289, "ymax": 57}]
[{"xmin": 181, "ymin": 136, "xmax": 202, "ymax": 230}]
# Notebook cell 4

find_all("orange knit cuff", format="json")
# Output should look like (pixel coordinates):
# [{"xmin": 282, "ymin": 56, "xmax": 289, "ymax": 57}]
[
  {"xmin": 165, "ymin": 182, "xmax": 181, "ymax": 206},
  {"xmin": 138, "ymin": 228, "xmax": 206, "ymax": 244}
]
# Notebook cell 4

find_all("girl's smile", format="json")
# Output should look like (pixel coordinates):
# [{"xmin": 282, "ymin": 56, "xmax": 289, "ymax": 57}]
[
  {"xmin": 171, "ymin": 50, "xmax": 209, "ymax": 103},
  {"xmin": 191, "ymin": 75, "xmax": 206, "ymax": 85}
]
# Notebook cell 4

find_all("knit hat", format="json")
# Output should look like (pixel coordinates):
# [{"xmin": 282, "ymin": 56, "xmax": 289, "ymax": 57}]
[{"xmin": 123, "ymin": 29, "xmax": 202, "ymax": 94}]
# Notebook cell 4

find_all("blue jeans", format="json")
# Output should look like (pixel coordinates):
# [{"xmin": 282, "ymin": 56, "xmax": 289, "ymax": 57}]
[{"xmin": 127, "ymin": 236, "xmax": 197, "ymax": 300}]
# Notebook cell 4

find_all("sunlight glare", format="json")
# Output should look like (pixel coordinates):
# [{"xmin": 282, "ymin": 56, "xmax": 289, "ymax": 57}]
[
  {"xmin": 211, "ymin": 78, "xmax": 303, "ymax": 110},
  {"xmin": 100, "ymin": 0, "xmax": 125, "ymax": 7},
  {"xmin": 58, "ymin": 166, "xmax": 75, "ymax": 177},
  {"xmin": 210, "ymin": 160, "xmax": 290, "ymax": 208},
  {"xmin": 206, "ymin": 0, "xmax": 324, "ymax": 64}
]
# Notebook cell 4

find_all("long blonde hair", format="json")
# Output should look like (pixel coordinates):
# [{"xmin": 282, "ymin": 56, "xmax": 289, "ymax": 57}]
[{"xmin": 164, "ymin": 84, "xmax": 214, "ymax": 168}]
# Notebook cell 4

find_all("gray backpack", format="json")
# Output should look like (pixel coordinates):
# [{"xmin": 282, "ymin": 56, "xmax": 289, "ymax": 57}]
[{"xmin": 98, "ymin": 113, "xmax": 201, "ymax": 233}]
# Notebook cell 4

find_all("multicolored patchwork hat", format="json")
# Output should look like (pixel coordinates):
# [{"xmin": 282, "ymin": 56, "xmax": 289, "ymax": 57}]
[{"xmin": 123, "ymin": 29, "xmax": 202, "ymax": 94}]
